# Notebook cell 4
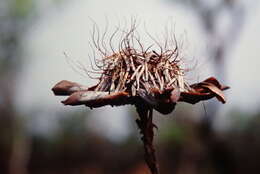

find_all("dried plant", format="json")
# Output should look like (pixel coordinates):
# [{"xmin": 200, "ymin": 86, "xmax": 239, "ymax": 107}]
[{"xmin": 52, "ymin": 20, "xmax": 229, "ymax": 174}]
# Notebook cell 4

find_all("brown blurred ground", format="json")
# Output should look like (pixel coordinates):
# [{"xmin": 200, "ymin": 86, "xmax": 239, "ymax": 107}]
[{"xmin": 1, "ymin": 109, "xmax": 260, "ymax": 174}]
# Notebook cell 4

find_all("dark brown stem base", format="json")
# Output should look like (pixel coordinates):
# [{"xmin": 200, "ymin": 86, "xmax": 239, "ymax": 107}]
[{"xmin": 136, "ymin": 106, "xmax": 159, "ymax": 174}]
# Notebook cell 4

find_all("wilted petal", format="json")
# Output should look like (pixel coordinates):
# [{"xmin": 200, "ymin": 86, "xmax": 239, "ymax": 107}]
[
  {"xmin": 62, "ymin": 90, "xmax": 131, "ymax": 108},
  {"xmin": 52, "ymin": 77, "xmax": 228, "ymax": 115},
  {"xmin": 179, "ymin": 91, "xmax": 216, "ymax": 104},
  {"xmin": 52, "ymin": 80, "xmax": 92, "ymax": 96},
  {"xmin": 201, "ymin": 83, "xmax": 226, "ymax": 103},
  {"xmin": 180, "ymin": 77, "xmax": 229, "ymax": 104}
]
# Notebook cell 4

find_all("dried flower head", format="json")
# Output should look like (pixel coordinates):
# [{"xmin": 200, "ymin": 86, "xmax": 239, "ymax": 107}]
[{"xmin": 52, "ymin": 21, "xmax": 228, "ymax": 114}]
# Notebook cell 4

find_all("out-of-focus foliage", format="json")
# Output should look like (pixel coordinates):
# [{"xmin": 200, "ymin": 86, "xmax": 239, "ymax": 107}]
[
  {"xmin": 0, "ymin": 0, "xmax": 34, "ymax": 173},
  {"xmin": 0, "ymin": 0, "xmax": 33, "ymax": 71},
  {"xmin": 10, "ymin": 0, "xmax": 34, "ymax": 17},
  {"xmin": 11, "ymin": 110, "xmax": 260, "ymax": 174}
]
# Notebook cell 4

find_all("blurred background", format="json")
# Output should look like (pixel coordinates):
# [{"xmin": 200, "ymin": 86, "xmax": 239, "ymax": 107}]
[{"xmin": 1, "ymin": 0, "xmax": 260, "ymax": 174}]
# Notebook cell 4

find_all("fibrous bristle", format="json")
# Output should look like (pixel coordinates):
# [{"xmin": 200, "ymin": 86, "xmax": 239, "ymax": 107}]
[
  {"xmin": 89, "ymin": 21, "xmax": 190, "ymax": 96},
  {"xmin": 94, "ymin": 48, "xmax": 189, "ymax": 96}
]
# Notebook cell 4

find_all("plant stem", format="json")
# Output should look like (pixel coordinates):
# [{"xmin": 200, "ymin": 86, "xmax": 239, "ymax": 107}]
[{"xmin": 136, "ymin": 106, "xmax": 159, "ymax": 174}]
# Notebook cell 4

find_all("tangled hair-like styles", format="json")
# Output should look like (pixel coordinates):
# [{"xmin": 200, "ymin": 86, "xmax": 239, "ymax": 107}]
[{"xmin": 87, "ymin": 18, "xmax": 190, "ymax": 97}]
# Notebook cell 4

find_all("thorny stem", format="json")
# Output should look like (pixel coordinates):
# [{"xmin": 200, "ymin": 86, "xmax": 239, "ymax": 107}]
[{"xmin": 136, "ymin": 105, "xmax": 159, "ymax": 174}]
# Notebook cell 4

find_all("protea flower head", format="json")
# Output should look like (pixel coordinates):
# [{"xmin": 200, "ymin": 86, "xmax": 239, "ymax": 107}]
[{"xmin": 52, "ymin": 22, "xmax": 229, "ymax": 114}]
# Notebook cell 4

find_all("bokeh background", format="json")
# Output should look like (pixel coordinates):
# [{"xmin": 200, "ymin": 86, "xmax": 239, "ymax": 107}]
[{"xmin": 1, "ymin": 0, "xmax": 260, "ymax": 174}]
